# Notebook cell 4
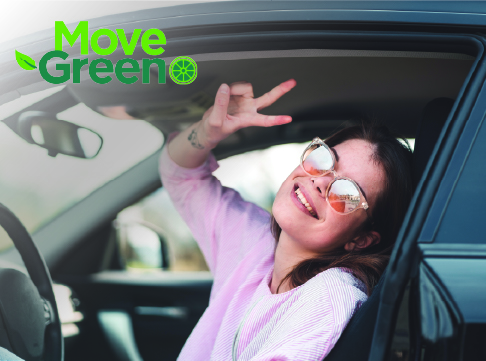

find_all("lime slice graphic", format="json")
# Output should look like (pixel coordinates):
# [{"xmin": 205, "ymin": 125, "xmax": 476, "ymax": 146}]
[{"xmin": 169, "ymin": 56, "xmax": 197, "ymax": 84}]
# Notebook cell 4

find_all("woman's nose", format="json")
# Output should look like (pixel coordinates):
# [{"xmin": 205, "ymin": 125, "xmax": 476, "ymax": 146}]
[{"xmin": 310, "ymin": 175, "xmax": 333, "ymax": 196}]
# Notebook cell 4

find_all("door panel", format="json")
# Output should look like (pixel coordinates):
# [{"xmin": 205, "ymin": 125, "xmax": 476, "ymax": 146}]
[{"xmin": 57, "ymin": 271, "xmax": 212, "ymax": 361}]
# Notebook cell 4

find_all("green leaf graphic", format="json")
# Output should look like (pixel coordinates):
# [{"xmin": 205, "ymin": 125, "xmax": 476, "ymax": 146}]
[{"xmin": 15, "ymin": 50, "xmax": 37, "ymax": 70}]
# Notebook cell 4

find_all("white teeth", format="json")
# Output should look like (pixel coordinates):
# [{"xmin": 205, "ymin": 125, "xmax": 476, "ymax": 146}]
[{"xmin": 295, "ymin": 187, "xmax": 316, "ymax": 217}]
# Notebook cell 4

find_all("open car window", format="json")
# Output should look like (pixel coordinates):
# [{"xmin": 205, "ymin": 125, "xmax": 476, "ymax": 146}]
[{"xmin": 116, "ymin": 139, "xmax": 414, "ymax": 272}]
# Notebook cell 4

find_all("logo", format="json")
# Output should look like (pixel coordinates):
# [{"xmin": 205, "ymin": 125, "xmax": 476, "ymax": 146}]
[
  {"xmin": 15, "ymin": 21, "xmax": 197, "ymax": 85},
  {"xmin": 169, "ymin": 56, "xmax": 198, "ymax": 85}
]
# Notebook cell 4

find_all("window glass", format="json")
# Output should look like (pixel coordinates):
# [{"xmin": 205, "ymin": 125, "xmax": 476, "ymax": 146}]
[
  {"xmin": 433, "ymin": 113, "xmax": 486, "ymax": 243},
  {"xmin": 0, "ymin": 99, "xmax": 164, "ymax": 252}
]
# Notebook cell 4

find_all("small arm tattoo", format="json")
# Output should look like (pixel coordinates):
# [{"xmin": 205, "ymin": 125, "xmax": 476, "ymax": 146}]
[{"xmin": 188, "ymin": 129, "xmax": 205, "ymax": 149}]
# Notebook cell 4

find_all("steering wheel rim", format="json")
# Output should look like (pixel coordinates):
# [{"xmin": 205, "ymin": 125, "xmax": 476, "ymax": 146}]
[{"xmin": 0, "ymin": 202, "xmax": 63, "ymax": 361}]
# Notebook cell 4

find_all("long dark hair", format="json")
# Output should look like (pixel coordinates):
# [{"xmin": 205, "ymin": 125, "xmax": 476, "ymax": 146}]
[{"xmin": 271, "ymin": 123, "xmax": 413, "ymax": 295}]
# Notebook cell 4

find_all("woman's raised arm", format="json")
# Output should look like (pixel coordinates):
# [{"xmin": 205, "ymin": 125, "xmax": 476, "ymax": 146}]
[
  {"xmin": 167, "ymin": 79, "xmax": 296, "ymax": 168},
  {"xmin": 160, "ymin": 80, "xmax": 296, "ymax": 295}
]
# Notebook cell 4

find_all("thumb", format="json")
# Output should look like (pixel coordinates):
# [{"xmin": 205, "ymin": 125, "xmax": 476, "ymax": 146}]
[{"xmin": 209, "ymin": 84, "xmax": 230, "ymax": 127}]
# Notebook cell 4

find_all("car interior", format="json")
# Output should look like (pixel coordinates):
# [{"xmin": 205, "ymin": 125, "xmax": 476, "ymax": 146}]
[{"xmin": 0, "ymin": 33, "xmax": 478, "ymax": 361}]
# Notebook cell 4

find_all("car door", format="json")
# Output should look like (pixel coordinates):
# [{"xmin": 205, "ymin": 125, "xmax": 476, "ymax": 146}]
[
  {"xmin": 412, "ymin": 55, "xmax": 486, "ymax": 361},
  {"xmin": 369, "ymin": 33, "xmax": 486, "ymax": 361}
]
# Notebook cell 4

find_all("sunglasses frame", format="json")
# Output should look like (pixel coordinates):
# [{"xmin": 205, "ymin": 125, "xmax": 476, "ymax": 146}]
[{"xmin": 300, "ymin": 137, "xmax": 371, "ymax": 217}]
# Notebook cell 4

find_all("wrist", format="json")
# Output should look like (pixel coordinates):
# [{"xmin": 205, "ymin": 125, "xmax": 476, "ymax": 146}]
[{"xmin": 191, "ymin": 121, "xmax": 219, "ymax": 150}]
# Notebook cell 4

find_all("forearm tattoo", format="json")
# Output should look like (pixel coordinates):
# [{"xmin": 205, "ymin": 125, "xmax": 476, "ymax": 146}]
[{"xmin": 188, "ymin": 129, "xmax": 205, "ymax": 149}]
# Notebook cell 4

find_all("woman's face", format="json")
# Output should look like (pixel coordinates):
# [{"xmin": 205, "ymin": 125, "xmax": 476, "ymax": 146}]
[{"xmin": 272, "ymin": 138, "xmax": 386, "ymax": 255}]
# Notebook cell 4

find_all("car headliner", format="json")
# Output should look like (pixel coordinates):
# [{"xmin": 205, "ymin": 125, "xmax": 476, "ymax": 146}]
[
  {"xmin": 70, "ymin": 49, "xmax": 474, "ymax": 144},
  {"xmin": 0, "ymin": 1, "xmax": 481, "ymax": 139},
  {"xmin": 3, "ymin": 1, "xmax": 486, "ymax": 54}
]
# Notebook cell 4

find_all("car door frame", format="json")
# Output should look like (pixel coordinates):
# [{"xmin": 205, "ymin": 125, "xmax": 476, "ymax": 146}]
[{"xmin": 369, "ymin": 33, "xmax": 486, "ymax": 361}]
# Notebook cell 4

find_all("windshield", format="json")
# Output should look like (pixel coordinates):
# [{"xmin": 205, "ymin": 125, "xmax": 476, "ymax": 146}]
[{"xmin": 0, "ymin": 93, "xmax": 164, "ymax": 251}]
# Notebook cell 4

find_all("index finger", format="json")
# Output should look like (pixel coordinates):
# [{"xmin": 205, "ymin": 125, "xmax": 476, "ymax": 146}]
[{"xmin": 255, "ymin": 79, "xmax": 296, "ymax": 110}]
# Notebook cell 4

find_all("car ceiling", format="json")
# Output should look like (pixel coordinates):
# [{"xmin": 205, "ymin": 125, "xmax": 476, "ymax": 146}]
[{"xmin": 67, "ymin": 50, "xmax": 473, "ymax": 156}]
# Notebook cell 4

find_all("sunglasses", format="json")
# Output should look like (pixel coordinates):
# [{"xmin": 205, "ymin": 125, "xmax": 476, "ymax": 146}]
[{"xmin": 300, "ymin": 137, "xmax": 371, "ymax": 218}]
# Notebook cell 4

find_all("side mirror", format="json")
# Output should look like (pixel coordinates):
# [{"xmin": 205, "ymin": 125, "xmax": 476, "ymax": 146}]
[
  {"xmin": 17, "ymin": 111, "xmax": 103, "ymax": 158},
  {"xmin": 116, "ymin": 222, "xmax": 169, "ymax": 270}
]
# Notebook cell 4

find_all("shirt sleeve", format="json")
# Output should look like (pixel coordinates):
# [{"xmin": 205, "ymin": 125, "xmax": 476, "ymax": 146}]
[
  {"xmin": 159, "ymin": 135, "xmax": 273, "ymax": 294},
  {"xmin": 246, "ymin": 269, "xmax": 368, "ymax": 361}
]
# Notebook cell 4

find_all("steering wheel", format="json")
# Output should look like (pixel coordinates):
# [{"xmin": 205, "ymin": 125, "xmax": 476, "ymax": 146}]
[{"xmin": 0, "ymin": 203, "xmax": 63, "ymax": 361}]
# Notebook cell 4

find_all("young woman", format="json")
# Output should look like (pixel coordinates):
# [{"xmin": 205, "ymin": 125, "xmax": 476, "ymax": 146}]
[{"xmin": 159, "ymin": 80, "xmax": 413, "ymax": 361}]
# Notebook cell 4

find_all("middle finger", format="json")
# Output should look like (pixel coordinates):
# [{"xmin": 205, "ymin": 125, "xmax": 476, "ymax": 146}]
[{"xmin": 255, "ymin": 79, "xmax": 296, "ymax": 110}]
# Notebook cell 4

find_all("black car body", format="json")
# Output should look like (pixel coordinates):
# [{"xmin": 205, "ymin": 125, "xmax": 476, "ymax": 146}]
[{"xmin": 0, "ymin": 1, "xmax": 485, "ymax": 361}]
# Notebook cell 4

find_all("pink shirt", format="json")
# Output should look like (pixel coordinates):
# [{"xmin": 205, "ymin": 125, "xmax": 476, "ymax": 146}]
[{"xmin": 159, "ymin": 144, "xmax": 368, "ymax": 361}]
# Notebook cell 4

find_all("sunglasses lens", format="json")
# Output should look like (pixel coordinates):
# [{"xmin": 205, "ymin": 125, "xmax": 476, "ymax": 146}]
[
  {"xmin": 328, "ymin": 179, "xmax": 361, "ymax": 213},
  {"xmin": 302, "ymin": 145, "xmax": 334, "ymax": 176}
]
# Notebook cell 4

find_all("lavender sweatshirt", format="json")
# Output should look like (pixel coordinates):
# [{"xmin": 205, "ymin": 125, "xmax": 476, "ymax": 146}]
[{"xmin": 159, "ymin": 143, "xmax": 368, "ymax": 361}]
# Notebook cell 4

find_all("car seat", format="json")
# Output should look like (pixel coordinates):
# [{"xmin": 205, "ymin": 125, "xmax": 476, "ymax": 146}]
[{"xmin": 324, "ymin": 97, "xmax": 454, "ymax": 361}]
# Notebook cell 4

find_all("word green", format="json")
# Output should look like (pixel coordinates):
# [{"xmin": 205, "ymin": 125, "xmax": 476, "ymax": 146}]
[{"xmin": 39, "ymin": 51, "xmax": 165, "ymax": 84}]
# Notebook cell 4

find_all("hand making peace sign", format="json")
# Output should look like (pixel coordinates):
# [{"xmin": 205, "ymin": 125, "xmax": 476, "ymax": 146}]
[
  {"xmin": 168, "ymin": 79, "xmax": 296, "ymax": 169},
  {"xmin": 198, "ymin": 79, "xmax": 297, "ymax": 148}
]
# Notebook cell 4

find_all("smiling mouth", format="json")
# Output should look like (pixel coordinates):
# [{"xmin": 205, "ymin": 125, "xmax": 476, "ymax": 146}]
[{"xmin": 294, "ymin": 187, "xmax": 318, "ymax": 218}]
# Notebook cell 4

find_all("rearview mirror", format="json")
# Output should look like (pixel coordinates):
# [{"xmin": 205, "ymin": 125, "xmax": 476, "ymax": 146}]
[{"xmin": 17, "ymin": 111, "xmax": 103, "ymax": 158}]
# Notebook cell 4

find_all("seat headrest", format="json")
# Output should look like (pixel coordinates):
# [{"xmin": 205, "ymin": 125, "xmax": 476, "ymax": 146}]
[{"xmin": 412, "ymin": 97, "xmax": 454, "ymax": 188}]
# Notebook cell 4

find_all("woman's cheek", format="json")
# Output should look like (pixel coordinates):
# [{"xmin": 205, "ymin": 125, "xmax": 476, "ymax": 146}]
[
  {"xmin": 272, "ymin": 194, "xmax": 293, "ymax": 230},
  {"xmin": 271, "ymin": 195, "xmax": 285, "ymax": 224}
]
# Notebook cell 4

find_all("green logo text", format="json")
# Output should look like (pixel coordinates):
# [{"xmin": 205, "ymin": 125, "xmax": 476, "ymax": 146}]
[{"xmin": 16, "ymin": 21, "xmax": 197, "ymax": 85}]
